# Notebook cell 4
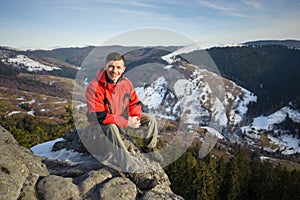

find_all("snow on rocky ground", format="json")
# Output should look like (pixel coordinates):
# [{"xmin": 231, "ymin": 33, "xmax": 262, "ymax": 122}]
[
  {"xmin": 4, "ymin": 54, "xmax": 61, "ymax": 72},
  {"xmin": 31, "ymin": 137, "xmax": 93, "ymax": 165},
  {"xmin": 228, "ymin": 86, "xmax": 257, "ymax": 125},
  {"xmin": 7, "ymin": 111, "xmax": 21, "ymax": 117},
  {"xmin": 162, "ymin": 43, "xmax": 201, "ymax": 64},
  {"xmin": 162, "ymin": 45, "xmax": 298, "ymax": 155},
  {"xmin": 242, "ymin": 103, "xmax": 300, "ymax": 155},
  {"xmin": 253, "ymin": 104, "xmax": 300, "ymax": 130},
  {"xmin": 135, "ymin": 65, "xmax": 258, "ymax": 142},
  {"xmin": 135, "ymin": 76, "xmax": 167, "ymax": 110}
]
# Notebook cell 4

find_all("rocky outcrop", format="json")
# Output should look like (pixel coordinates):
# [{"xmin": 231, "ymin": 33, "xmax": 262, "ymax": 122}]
[
  {"xmin": 0, "ymin": 126, "xmax": 184, "ymax": 200},
  {"xmin": 0, "ymin": 126, "xmax": 49, "ymax": 200}
]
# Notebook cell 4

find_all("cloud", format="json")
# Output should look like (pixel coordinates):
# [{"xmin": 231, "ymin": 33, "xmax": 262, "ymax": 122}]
[
  {"xmin": 92, "ymin": 0, "xmax": 162, "ymax": 9},
  {"xmin": 198, "ymin": 0, "xmax": 231, "ymax": 12},
  {"xmin": 197, "ymin": 0, "xmax": 249, "ymax": 17},
  {"xmin": 241, "ymin": 0, "xmax": 262, "ymax": 10},
  {"xmin": 128, "ymin": 0, "xmax": 163, "ymax": 8}
]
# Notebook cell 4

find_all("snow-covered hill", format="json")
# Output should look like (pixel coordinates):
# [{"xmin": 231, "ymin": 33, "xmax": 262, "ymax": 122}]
[
  {"xmin": 242, "ymin": 102, "xmax": 300, "ymax": 155},
  {"xmin": 7, "ymin": 54, "xmax": 60, "ymax": 72},
  {"xmin": 2, "ymin": 54, "xmax": 61, "ymax": 72},
  {"xmin": 132, "ymin": 46, "xmax": 300, "ymax": 155},
  {"xmin": 0, "ymin": 46, "xmax": 78, "ymax": 78}
]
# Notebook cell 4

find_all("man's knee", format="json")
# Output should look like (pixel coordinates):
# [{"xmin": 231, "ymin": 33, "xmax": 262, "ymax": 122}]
[
  {"xmin": 142, "ymin": 113, "xmax": 156, "ymax": 125},
  {"xmin": 104, "ymin": 124, "xmax": 119, "ymax": 131},
  {"xmin": 101, "ymin": 124, "xmax": 121, "ymax": 137}
]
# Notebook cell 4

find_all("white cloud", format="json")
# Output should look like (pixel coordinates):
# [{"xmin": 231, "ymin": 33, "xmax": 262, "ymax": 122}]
[
  {"xmin": 241, "ymin": 0, "xmax": 262, "ymax": 10},
  {"xmin": 198, "ymin": 0, "xmax": 231, "ymax": 12},
  {"xmin": 92, "ymin": 0, "xmax": 162, "ymax": 9},
  {"xmin": 128, "ymin": 0, "xmax": 163, "ymax": 8},
  {"xmin": 197, "ymin": 0, "xmax": 249, "ymax": 17}
]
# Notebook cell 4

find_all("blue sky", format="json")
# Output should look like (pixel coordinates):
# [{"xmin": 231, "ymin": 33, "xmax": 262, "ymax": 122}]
[{"xmin": 1, "ymin": 0, "xmax": 300, "ymax": 49}]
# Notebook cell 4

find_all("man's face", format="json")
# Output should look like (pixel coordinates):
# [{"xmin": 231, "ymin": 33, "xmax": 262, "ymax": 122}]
[{"xmin": 105, "ymin": 60, "xmax": 125, "ymax": 83}]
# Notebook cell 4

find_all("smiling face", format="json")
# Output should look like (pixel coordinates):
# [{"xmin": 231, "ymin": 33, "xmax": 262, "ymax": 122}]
[{"xmin": 105, "ymin": 59, "xmax": 126, "ymax": 83}]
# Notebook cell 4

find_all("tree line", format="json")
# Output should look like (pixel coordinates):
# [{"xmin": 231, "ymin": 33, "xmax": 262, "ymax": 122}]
[{"xmin": 164, "ymin": 144, "xmax": 300, "ymax": 200}]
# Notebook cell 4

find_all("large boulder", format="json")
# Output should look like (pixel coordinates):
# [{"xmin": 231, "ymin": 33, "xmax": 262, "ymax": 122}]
[
  {"xmin": 0, "ymin": 126, "xmax": 49, "ymax": 200},
  {"xmin": 0, "ymin": 125, "xmax": 184, "ymax": 199}
]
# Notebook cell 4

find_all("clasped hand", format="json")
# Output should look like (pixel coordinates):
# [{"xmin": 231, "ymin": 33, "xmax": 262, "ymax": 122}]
[{"xmin": 127, "ymin": 116, "xmax": 141, "ymax": 128}]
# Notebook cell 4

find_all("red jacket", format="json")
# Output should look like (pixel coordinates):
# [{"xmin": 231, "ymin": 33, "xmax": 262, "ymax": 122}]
[{"xmin": 86, "ymin": 69, "xmax": 142, "ymax": 128}]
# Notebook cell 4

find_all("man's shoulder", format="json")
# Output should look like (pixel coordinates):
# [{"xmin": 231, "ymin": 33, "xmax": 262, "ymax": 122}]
[
  {"xmin": 120, "ymin": 76, "xmax": 134, "ymax": 87},
  {"xmin": 87, "ymin": 78, "xmax": 105, "ymax": 91}
]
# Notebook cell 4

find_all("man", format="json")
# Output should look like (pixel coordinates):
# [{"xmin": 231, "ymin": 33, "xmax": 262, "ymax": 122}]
[{"xmin": 85, "ymin": 52, "xmax": 163, "ymax": 191}]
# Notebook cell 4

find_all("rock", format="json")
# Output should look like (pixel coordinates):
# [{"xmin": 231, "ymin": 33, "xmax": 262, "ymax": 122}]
[
  {"xmin": 140, "ymin": 191, "xmax": 185, "ymax": 200},
  {"xmin": 0, "ymin": 125, "xmax": 18, "ymax": 145},
  {"xmin": 75, "ymin": 169, "xmax": 113, "ymax": 195},
  {"xmin": 0, "ymin": 154, "xmax": 29, "ymax": 200},
  {"xmin": 50, "ymin": 126, "xmax": 184, "ymax": 199},
  {"xmin": 52, "ymin": 129, "xmax": 88, "ymax": 153},
  {"xmin": 0, "ymin": 125, "xmax": 185, "ymax": 200},
  {"xmin": 19, "ymin": 172, "xmax": 40, "ymax": 200},
  {"xmin": 0, "ymin": 126, "xmax": 49, "ymax": 200},
  {"xmin": 100, "ymin": 177, "xmax": 137, "ymax": 200},
  {"xmin": 37, "ymin": 175, "xmax": 81, "ymax": 200}
]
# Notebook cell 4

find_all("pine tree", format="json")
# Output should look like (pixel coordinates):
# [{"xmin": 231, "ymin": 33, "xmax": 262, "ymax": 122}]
[
  {"xmin": 198, "ymin": 154, "xmax": 221, "ymax": 200},
  {"xmin": 225, "ymin": 157, "xmax": 240, "ymax": 200},
  {"xmin": 234, "ymin": 146, "xmax": 251, "ymax": 199}
]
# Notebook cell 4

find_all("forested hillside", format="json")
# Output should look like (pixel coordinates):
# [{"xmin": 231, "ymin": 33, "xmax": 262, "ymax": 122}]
[
  {"xmin": 29, "ymin": 46, "xmax": 94, "ymax": 67},
  {"xmin": 207, "ymin": 45, "xmax": 300, "ymax": 116},
  {"xmin": 165, "ymin": 143, "xmax": 300, "ymax": 200}
]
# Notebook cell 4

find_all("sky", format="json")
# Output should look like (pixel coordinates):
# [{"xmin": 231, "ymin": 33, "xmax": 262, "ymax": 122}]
[{"xmin": 1, "ymin": 0, "xmax": 300, "ymax": 49}]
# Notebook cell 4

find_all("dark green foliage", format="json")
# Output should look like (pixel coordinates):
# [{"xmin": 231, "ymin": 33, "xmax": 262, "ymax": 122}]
[
  {"xmin": 0, "ymin": 105, "xmax": 74, "ymax": 148},
  {"xmin": 165, "ymin": 145, "xmax": 300, "ymax": 200},
  {"xmin": 244, "ymin": 40, "xmax": 300, "ymax": 49}
]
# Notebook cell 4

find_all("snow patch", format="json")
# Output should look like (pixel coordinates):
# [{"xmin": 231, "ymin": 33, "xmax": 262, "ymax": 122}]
[
  {"xmin": 7, "ymin": 111, "xmax": 21, "ymax": 116},
  {"xmin": 31, "ymin": 138, "xmax": 93, "ymax": 165},
  {"xmin": 162, "ymin": 44, "xmax": 201, "ymax": 64},
  {"xmin": 253, "ymin": 105, "xmax": 300, "ymax": 130},
  {"xmin": 202, "ymin": 126, "xmax": 224, "ymax": 139},
  {"xmin": 136, "ymin": 76, "xmax": 167, "ymax": 110},
  {"xmin": 6, "ymin": 54, "xmax": 61, "ymax": 72},
  {"xmin": 27, "ymin": 109, "xmax": 35, "ymax": 116}
]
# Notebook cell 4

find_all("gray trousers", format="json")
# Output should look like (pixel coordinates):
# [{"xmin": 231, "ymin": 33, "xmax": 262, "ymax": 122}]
[{"xmin": 100, "ymin": 113, "xmax": 158, "ymax": 173}]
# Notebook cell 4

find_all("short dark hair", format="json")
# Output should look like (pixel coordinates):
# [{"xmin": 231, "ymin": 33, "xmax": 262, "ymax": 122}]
[{"xmin": 105, "ymin": 52, "xmax": 125, "ymax": 64}]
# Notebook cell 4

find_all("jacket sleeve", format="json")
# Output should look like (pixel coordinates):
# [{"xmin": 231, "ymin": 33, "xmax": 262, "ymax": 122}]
[
  {"xmin": 128, "ymin": 85, "xmax": 142, "ymax": 119},
  {"xmin": 104, "ymin": 115, "xmax": 128, "ymax": 128},
  {"xmin": 86, "ymin": 82, "xmax": 105, "ymax": 113}
]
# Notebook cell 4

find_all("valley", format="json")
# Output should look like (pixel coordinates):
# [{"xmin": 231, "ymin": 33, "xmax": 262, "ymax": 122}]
[{"xmin": 0, "ymin": 42, "xmax": 299, "ymax": 161}]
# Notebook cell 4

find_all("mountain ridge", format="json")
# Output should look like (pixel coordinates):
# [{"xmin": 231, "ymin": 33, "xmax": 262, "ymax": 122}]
[{"xmin": 243, "ymin": 39, "xmax": 300, "ymax": 49}]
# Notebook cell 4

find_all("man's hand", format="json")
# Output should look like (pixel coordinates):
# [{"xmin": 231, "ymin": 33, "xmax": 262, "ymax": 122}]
[{"xmin": 127, "ymin": 116, "xmax": 141, "ymax": 128}]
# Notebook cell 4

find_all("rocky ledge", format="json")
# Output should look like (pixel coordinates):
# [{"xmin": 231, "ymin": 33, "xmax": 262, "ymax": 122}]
[{"xmin": 0, "ymin": 126, "xmax": 184, "ymax": 200}]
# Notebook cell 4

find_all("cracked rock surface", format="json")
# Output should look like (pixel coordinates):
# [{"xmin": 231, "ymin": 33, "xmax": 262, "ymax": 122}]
[{"xmin": 0, "ymin": 126, "xmax": 184, "ymax": 200}]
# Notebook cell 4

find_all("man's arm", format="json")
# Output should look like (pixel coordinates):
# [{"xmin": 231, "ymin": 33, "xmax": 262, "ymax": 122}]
[{"xmin": 128, "ymin": 87, "xmax": 142, "ymax": 119}]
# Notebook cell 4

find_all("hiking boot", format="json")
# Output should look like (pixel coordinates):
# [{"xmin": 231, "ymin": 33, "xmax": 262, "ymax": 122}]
[
  {"xmin": 141, "ymin": 147, "xmax": 164, "ymax": 163},
  {"xmin": 126, "ymin": 173, "xmax": 158, "ymax": 191}
]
